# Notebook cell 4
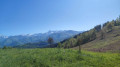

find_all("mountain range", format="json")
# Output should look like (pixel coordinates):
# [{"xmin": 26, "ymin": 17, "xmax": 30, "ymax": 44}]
[{"xmin": 0, "ymin": 30, "xmax": 82, "ymax": 47}]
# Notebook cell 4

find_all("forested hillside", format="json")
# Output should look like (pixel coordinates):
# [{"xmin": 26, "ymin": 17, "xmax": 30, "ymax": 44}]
[{"xmin": 61, "ymin": 16, "xmax": 120, "ymax": 52}]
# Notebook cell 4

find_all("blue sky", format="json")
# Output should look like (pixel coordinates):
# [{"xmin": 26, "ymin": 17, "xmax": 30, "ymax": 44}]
[{"xmin": 0, "ymin": 0, "xmax": 120, "ymax": 36}]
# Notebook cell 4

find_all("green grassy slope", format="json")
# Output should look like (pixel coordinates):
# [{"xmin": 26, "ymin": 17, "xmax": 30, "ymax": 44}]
[
  {"xmin": 0, "ymin": 48, "xmax": 120, "ymax": 67},
  {"xmin": 74, "ymin": 26, "xmax": 120, "ymax": 52},
  {"xmin": 61, "ymin": 17, "xmax": 120, "ymax": 52}
]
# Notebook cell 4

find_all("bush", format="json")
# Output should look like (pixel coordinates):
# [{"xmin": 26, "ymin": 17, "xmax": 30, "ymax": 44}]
[{"xmin": 3, "ymin": 46, "xmax": 7, "ymax": 49}]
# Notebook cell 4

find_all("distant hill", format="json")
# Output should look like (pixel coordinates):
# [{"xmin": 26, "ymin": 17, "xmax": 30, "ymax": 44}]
[
  {"xmin": 60, "ymin": 16, "xmax": 120, "ymax": 52},
  {"xmin": 13, "ymin": 41, "xmax": 48, "ymax": 48},
  {"xmin": 0, "ymin": 30, "xmax": 82, "ymax": 47}
]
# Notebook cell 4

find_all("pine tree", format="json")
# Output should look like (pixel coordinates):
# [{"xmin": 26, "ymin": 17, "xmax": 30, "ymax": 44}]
[{"xmin": 48, "ymin": 37, "xmax": 54, "ymax": 47}]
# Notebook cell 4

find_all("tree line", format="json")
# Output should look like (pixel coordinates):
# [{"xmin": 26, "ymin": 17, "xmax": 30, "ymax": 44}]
[{"xmin": 55, "ymin": 16, "xmax": 120, "ymax": 52}]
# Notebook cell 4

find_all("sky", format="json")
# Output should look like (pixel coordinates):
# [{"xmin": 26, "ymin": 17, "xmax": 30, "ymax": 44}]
[{"xmin": 0, "ymin": 0, "xmax": 120, "ymax": 36}]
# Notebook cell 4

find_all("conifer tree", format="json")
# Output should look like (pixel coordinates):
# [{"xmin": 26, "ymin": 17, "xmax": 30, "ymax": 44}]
[{"xmin": 48, "ymin": 37, "xmax": 54, "ymax": 47}]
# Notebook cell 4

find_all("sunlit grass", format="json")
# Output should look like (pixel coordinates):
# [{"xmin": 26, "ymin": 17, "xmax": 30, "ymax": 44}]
[{"xmin": 0, "ymin": 48, "xmax": 120, "ymax": 67}]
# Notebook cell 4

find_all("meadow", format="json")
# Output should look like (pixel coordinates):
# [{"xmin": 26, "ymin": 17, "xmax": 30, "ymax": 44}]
[{"xmin": 0, "ymin": 48, "xmax": 120, "ymax": 67}]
